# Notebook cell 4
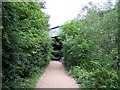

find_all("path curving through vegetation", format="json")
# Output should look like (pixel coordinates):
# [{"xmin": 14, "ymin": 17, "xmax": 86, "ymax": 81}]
[{"xmin": 36, "ymin": 61, "xmax": 79, "ymax": 88}]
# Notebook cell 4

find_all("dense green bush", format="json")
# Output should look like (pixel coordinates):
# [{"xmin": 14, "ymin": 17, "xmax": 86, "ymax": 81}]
[
  {"xmin": 2, "ymin": 2, "xmax": 52, "ymax": 88},
  {"xmin": 60, "ymin": 2, "xmax": 120, "ymax": 88},
  {"xmin": 70, "ymin": 64, "xmax": 119, "ymax": 88}
]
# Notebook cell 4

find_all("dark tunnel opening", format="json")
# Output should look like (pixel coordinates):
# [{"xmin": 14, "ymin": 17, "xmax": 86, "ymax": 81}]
[{"xmin": 51, "ymin": 36, "xmax": 62, "ymax": 61}]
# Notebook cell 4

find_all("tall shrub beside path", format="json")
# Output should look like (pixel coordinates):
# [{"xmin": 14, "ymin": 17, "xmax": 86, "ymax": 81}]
[
  {"xmin": 2, "ymin": 2, "xmax": 52, "ymax": 88},
  {"xmin": 60, "ymin": 3, "xmax": 120, "ymax": 88}
]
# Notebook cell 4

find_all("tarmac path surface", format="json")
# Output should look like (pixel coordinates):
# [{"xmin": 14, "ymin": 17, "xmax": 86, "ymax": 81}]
[{"xmin": 35, "ymin": 61, "xmax": 79, "ymax": 88}]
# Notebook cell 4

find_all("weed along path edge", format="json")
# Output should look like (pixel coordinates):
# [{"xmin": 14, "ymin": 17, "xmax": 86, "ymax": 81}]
[{"xmin": 35, "ymin": 61, "xmax": 79, "ymax": 88}]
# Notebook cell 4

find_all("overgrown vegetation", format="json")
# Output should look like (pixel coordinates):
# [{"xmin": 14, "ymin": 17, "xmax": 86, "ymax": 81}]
[
  {"xmin": 60, "ymin": 2, "xmax": 120, "ymax": 88},
  {"xmin": 2, "ymin": 2, "xmax": 52, "ymax": 88}
]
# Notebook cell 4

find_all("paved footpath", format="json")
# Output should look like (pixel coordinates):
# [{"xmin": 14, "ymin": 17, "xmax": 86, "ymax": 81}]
[{"xmin": 35, "ymin": 61, "xmax": 79, "ymax": 88}]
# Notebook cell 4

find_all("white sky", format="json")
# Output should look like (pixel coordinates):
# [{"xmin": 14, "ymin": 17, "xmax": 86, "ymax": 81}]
[
  {"xmin": 43, "ymin": 0, "xmax": 116, "ymax": 28},
  {"xmin": 40, "ymin": 0, "xmax": 116, "ymax": 37}
]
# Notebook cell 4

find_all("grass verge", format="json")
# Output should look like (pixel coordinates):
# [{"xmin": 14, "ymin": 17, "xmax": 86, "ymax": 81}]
[{"xmin": 23, "ymin": 67, "xmax": 45, "ymax": 88}]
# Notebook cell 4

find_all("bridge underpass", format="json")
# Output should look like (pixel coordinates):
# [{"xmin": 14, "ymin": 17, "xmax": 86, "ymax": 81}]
[{"xmin": 49, "ymin": 26, "xmax": 62, "ymax": 61}]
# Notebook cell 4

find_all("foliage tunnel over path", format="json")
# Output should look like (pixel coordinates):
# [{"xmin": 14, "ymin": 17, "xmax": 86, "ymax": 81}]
[{"xmin": 2, "ymin": 2, "xmax": 52, "ymax": 88}]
